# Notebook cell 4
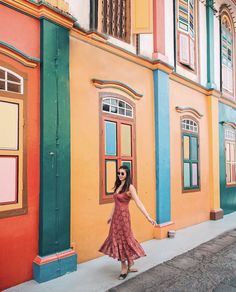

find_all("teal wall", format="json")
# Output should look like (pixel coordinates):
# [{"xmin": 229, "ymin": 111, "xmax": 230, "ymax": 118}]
[
  {"xmin": 39, "ymin": 19, "xmax": 71, "ymax": 256},
  {"xmin": 219, "ymin": 102, "xmax": 236, "ymax": 214}
]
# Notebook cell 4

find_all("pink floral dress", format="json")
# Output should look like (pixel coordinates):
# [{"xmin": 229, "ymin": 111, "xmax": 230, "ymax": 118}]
[{"xmin": 99, "ymin": 192, "xmax": 146, "ymax": 262}]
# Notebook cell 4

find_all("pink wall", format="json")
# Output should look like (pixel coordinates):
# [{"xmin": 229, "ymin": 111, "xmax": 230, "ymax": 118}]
[{"xmin": 0, "ymin": 4, "xmax": 40, "ymax": 58}]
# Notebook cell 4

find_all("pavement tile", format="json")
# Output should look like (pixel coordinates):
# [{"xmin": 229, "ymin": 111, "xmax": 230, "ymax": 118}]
[
  {"xmin": 213, "ymin": 284, "xmax": 236, "ymax": 292},
  {"xmin": 160, "ymin": 274, "xmax": 215, "ymax": 292},
  {"xmin": 197, "ymin": 242, "xmax": 226, "ymax": 254},
  {"xmin": 186, "ymin": 247, "xmax": 212, "ymax": 260},
  {"xmin": 212, "ymin": 235, "xmax": 236, "ymax": 247},
  {"xmin": 108, "ymin": 264, "xmax": 182, "ymax": 292},
  {"xmin": 165, "ymin": 255, "xmax": 200, "ymax": 271}
]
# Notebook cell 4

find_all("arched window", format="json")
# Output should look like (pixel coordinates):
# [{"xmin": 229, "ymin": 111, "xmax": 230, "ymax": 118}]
[
  {"xmin": 181, "ymin": 117, "xmax": 200, "ymax": 191},
  {"xmin": 225, "ymin": 127, "xmax": 236, "ymax": 185},
  {"xmin": 0, "ymin": 67, "xmax": 23, "ymax": 94},
  {"xmin": 177, "ymin": 0, "xmax": 196, "ymax": 70},
  {"xmin": 102, "ymin": 97, "xmax": 133, "ymax": 117},
  {"xmin": 221, "ymin": 14, "xmax": 234, "ymax": 94},
  {"xmin": 100, "ymin": 94, "xmax": 135, "ymax": 203}
]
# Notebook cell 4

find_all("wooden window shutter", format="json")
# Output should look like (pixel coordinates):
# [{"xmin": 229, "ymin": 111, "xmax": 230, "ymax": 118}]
[
  {"xmin": 222, "ymin": 65, "xmax": 228, "ymax": 91},
  {"xmin": 189, "ymin": 37, "xmax": 195, "ymax": 70},
  {"xmin": 179, "ymin": 33, "xmax": 190, "ymax": 65},
  {"xmin": 227, "ymin": 68, "xmax": 233, "ymax": 93},
  {"xmin": 132, "ymin": 0, "xmax": 153, "ymax": 34}
]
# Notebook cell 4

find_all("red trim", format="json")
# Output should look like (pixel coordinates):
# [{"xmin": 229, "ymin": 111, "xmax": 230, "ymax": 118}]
[
  {"xmin": 0, "ymin": 155, "xmax": 18, "ymax": 205},
  {"xmin": 33, "ymin": 249, "xmax": 76, "ymax": 265},
  {"xmin": 101, "ymin": 115, "xmax": 135, "ymax": 203}
]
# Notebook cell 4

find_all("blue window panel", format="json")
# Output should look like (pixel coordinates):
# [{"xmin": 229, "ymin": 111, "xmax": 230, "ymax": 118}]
[
  {"xmin": 191, "ymin": 136, "xmax": 198, "ymax": 160},
  {"xmin": 105, "ymin": 121, "xmax": 117, "ymax": 156},
  {"xmin": 184, "ymin": 163, "xmax": 190, "ymax": 187}
]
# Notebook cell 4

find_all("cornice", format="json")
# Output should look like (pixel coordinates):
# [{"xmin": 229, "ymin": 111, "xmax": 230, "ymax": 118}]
[
  {"xmin": 92, "ymin": 79, "xmax": 143, "ymax": 100},
  {"xmin": 175, "ymin": 106, "xmax": 203, "ymax": 119},
  {"xmin": 0, "ymin": 0, "xmax": 75, "ymax": 29},
  {"xmin": 70, "ymin": 28, "xmax": 174, "ymax": 74},
  {"xmin": 0, "ymin": 41, "xmax": 39, "ymax": 67}
]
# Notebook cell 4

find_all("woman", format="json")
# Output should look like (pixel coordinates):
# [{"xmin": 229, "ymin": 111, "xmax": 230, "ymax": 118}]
[{"xmin": 99, "ymin": 165, "xmax": 157, "ymax": 280}]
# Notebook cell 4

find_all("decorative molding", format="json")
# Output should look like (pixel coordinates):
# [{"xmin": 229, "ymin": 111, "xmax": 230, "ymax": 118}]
[
  {"xmin": 220, "ymin": 121, "xmax": 236, "ymax": 129},
  {"xmin": 175, "ymin": 106, "xmax": 203, "ymax": 118},
  {"xmin": 92, "ymin": 79, "xmax": 143, "ymax": 100},
  {"xmin": 33, "ymin": 249, "xmax": 76, "ymax": 265},
  {"xmin": 0, "ymin": 0, "xmax": 75, "ymax": 29},
  {"xmin": 0, "ymin": 41, "xmax": 40, "ymax": 67}
]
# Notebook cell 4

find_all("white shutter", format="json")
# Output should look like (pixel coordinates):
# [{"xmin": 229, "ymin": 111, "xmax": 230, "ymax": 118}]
[
  {"xmin": 179, "ymin": 33, "xmax": 190, "ymax": 65},
  {"xmin": 189, "ymin": 37, "xmax": 195, "ymax": 70},
  {"xmin": 222, "ymin": 64, "xmax": 228, "ymax": 91},
  {"xmin": 227, "ymin": 68, "xmax": 233, "ymax": 93}
]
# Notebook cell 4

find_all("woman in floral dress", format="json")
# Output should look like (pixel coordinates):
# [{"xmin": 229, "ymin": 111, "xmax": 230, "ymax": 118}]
[{"xmin": 99, "ymin": 165, "xmax": 157, "ymax": 280}]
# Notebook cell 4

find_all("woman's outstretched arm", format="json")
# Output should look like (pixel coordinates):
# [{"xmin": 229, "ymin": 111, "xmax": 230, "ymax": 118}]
[{"xmin": 129, "ymin": 185, "xmax": 157, "ymax": 226}]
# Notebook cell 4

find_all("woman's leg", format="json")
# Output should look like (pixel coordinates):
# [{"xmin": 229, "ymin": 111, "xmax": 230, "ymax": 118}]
[
  {"xmin": 128, "ymin": 259, "xmax": 138, "ymax": 272},
  {"xmin": 121, "ymin": 261, "xmax": 128, "ymax": 274}
]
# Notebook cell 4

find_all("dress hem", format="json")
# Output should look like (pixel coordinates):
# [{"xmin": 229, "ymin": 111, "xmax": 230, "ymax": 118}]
[{"xmin": 98, "ymin": 249, "xmax": 146, "ymax": 262}]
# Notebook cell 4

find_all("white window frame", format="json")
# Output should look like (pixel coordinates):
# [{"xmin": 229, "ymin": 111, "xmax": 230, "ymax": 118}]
[{"xmin": 0, "ymin": 66, "xmax": 23, "ymax": 94}]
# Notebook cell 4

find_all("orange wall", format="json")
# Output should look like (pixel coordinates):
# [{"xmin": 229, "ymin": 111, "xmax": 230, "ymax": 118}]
[
  {"xmin": 0, "ymin": 16, "xmax": 40, "ymax": 289},
  {"xmin": 0, "ymin": 4, "xmax": 40, "ymax": 59},
  {"xmin": 70, "ymin": 34, "xmax": 156, "ymax": 262},
  {"xmin": 169, "ymin": 79, "xmax": 211, "ymax": 230}
]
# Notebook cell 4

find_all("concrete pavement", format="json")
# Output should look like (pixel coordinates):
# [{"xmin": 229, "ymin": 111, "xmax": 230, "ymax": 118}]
[
  {"xmin": 109, "ymin": 229, "xmax": 236, "ymax": 292},
  {"xmin": 4, "ymin": 212, "xmax": 236, "ymax": 292}
]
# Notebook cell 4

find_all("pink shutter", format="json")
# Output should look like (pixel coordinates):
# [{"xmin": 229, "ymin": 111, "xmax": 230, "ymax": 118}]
[{"xmin": 179, "ymin": 33, "xmax": 190, "ymax": 65}]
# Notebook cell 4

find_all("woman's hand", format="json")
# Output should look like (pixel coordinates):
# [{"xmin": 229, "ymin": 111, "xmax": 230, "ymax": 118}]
[{"xmin": 147, "ymin": 216, "xmax": 157, "ymax": 226}]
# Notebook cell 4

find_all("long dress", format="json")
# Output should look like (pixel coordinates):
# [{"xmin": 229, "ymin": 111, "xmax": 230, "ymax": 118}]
[{"xmin": 99, "ymin": 192, "xmax": 146, "ymax": 262}]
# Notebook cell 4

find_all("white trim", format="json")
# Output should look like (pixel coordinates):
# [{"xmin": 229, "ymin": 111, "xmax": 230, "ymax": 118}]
[{"xmin": 0, "ymin": 67, "xmax": 23, "ymax": 94}]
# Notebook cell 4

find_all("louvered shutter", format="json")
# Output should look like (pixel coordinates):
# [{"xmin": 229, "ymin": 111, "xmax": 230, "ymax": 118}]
[
  {"xmin": 179, "ymin": 33, "xmax": 190, "ymax": 65},
  {"xmin": 189, "ymin": 37, "xmax": 195, "ymax": 70}
]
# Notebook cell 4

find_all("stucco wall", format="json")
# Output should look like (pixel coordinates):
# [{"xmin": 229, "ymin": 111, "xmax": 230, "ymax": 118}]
[{"xmin": 70, "ymin": 33, "xmax": 156, "ymax": 262}]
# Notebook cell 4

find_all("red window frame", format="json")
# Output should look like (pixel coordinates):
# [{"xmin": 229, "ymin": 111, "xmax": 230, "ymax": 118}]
[{"xmin": 99, "ymin": 95, "xmax": 136, "ymax": 204}]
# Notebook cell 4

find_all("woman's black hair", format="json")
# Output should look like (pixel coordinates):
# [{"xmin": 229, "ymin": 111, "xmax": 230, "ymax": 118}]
[{"xmin": 114, "ymin": 165, "xmax": 132, "ymax": 193}]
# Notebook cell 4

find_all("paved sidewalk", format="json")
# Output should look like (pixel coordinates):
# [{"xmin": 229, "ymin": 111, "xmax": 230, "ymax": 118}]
[
  {"xmin": 5, "ymin": 212, "xmax": 236, "ymax": 292},
  {"xmin": 109, "ymin": 229, "xmax": 236, "ymax": 292}
]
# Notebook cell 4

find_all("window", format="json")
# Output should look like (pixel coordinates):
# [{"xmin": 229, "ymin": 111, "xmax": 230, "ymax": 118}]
[
  {"xmin": 221, "ymin": 14, "xmax": 234, "ymax": 94},
  {"xmin": 101, "ymin": 0, "xmax": 131, "ymax": 42},
  {"xmin": 0, "ymin": 66, "xmax": 25, "ymax": 218},
  {"xmin": 100, "ymin": 95, "xmax": 135, "ymax": 203},
  {"xmin": 181, "ymin": 117, "xmax": 199, "ymax": 191},
  {"xmin": 0, "ymin": 67, "xmax": 23, "ymax": 94},
  {"xmin": 177, "ymin": 0, "xmax": 196, "ymax": 70},
  {"xmin": 225, "ymin": 127, "xmax": 236, "ymax": 185},
  {"xmin": 102, "ymin": 97, "xmax": 133, "ymax": 117}
]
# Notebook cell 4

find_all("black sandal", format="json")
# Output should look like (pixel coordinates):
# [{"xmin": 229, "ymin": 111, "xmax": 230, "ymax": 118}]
[{"xmin": 118, "ymin": 273, "xmax": 128, "ymax": 280}]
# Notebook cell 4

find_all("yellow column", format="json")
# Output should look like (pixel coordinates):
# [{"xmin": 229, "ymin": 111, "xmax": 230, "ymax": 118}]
[{"xmin": 208, "ymin": 91, "xmax": 223, "ymax": 220}]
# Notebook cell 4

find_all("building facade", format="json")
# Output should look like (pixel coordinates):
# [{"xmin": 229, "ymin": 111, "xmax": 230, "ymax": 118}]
[{"xmin": 0, "ymin": 0, "xmax": 236, "ymax": 289}]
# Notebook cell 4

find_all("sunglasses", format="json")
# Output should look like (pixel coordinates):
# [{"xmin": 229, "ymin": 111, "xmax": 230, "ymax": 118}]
[{"xmin": 117, "ymin": 171, "xmax": 126, "ymax": 176}]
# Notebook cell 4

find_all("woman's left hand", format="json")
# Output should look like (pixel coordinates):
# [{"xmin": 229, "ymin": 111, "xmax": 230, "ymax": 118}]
[{"xmin": 147, "ymin": 216, "xmax": 157, "ymax": 226}]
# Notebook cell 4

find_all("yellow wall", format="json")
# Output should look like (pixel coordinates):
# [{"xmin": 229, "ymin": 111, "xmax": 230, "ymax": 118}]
[
  {"xmin": 70, "ymin": 34, "xmax": 156, "ymax": 263},
  {"xmin": 169, "ymin": 79, "xmax": 211, "ymax": 230}
]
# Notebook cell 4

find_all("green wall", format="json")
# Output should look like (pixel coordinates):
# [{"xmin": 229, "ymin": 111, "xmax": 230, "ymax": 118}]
[
  {"xmin": 39, "ymin": 19, "xmax": 71, "ymax": 256},
  {"xmin": 219, "ymin": 102, "xmax": 236, "ymax": 214}
]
